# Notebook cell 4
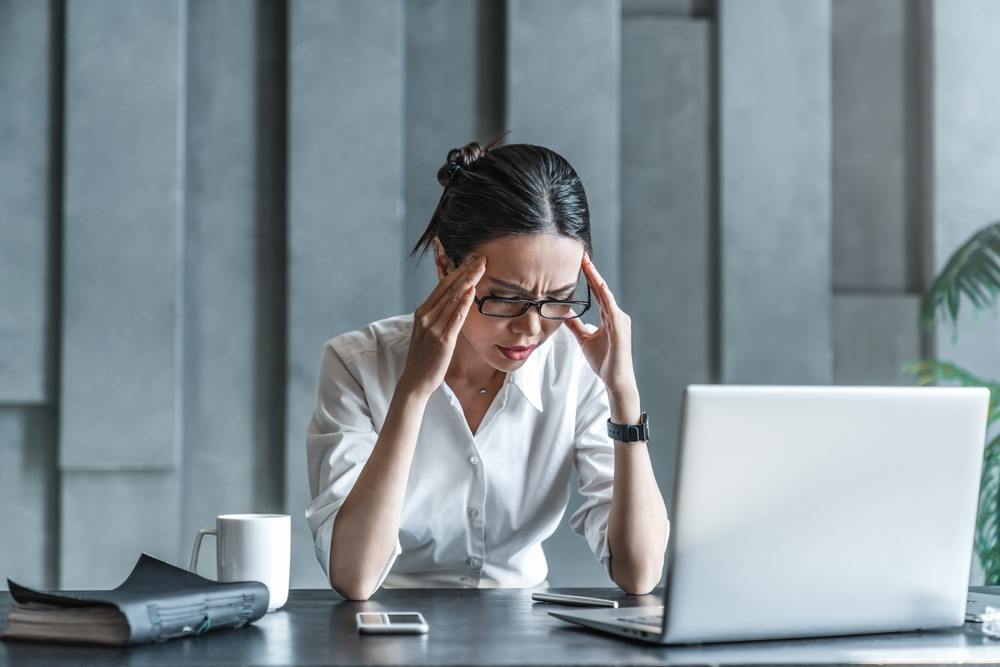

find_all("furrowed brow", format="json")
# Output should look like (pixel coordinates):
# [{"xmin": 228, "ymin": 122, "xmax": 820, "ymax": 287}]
[{"xmin": 489, "ymin": 278, "xmax": 578, "ymax": 298}]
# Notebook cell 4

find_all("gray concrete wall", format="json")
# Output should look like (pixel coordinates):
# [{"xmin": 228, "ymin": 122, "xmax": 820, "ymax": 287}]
[
  {"xmin": 719, "ymin": 0, "xmax": 833, "ymax": 385},
  {"xmin": 403, "ymin": 0, "xmax": 481, "ymax": 313},
  {"xmin": 506, "ymin": 0, "xmax": 621, "ymax": 296},
  {"xmin": 829, "ymin": 0, "xmax": 923, "ymax": 389},
  {"xmin": 402, "ymin": 0, "xmax": 507, "ymax": 314},
  {"xmin": 60, "ymin": 0, "xmax": 183, "ymax": 470},
  {"xmin": 0, "ymin": 0, "xmax": 61, "ymax": 592},
  {"xmin": 2, "ymin": 0, "xmax": 968, "ymax": 591},
  {"xmin": 0, "ymin": 408, "xmax": 58, "ymax": 589},
  {"xmin": 833, "ymin": 295, "xmax": 921, "ymax": 385},
  {"xmin": 832, "ymin": 0, "xmax": 912, "ymax": 293},
  {"xmin": 182, "ymin": 0, "xmax": 287, "ymax": 580},
  {"xmin": 182, "ymin": 0, "xmax": 258, "ymax": 577},
  {"xmin": 59, "ymin": 0, "xmax": 184, "ymax": 589},
  {"xmin": 930, "ymin": 0, "xmax": 1000, "ymax": 384},
  {"xmin": 0, "ymin": 0, "xmax": 57, "ymax": 404},
  {"xmin": 286, "ymin": 0, "xmax": 404, "ymax": 588},
  {"xmin": 620, "ymin": 14, "xmax": 711, "ymax": 526}
]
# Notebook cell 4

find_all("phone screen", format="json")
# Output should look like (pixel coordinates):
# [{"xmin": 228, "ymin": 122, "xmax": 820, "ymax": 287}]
[
  {"xmin": 356, "ymin": 611, "xmax": 429, "ymax": 634},
  {"xmin": 387, "ymin": 613, "xmax": 424, "ymax": 625}
]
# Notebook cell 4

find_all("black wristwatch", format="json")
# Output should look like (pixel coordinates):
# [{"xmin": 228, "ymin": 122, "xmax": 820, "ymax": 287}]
[{"xmin": 607, "ymin": 412, "xmax": 649, "ymax": 443}]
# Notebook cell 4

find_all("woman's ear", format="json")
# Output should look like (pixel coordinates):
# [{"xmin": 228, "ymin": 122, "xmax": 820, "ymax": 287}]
[{"xmin": 433, "ymin": 238, "xmax": 453, "ymax": 281}]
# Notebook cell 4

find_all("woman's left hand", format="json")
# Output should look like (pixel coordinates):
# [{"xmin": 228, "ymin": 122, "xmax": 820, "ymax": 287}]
[
  {"xmin": 564, "ymin": 254, "xmax": 640, "ymax": 421},
  {"xmin": 568, "ymin": 255, "xmax": 665, "ymax": 595}
]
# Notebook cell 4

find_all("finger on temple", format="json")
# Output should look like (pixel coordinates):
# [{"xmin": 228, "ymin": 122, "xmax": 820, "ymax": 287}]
[
  {"xmin": 433, "ymin": 265, "xmax": 482, "ymax": 324},
  {"xmin": 589, "ymin": 274, "xmax": 611, "ymax": 313},
  {"xmin": 425, "ymin": 258, "xmax": 484, "ymax": 321},
  {"xmin": 582, "ymin": 256, "xmax": 611, "ymax": 303},
  {"xmin": 583, "ymin": 252, "xmax": 603, "ymax": 280},
  {"xmin": 440, "ymin": 285, "xmax": 476, "ymax": 339},
  {"xmin": 426, "ymin": 255, "xmax": 482, "ymax": 307},
  {"xmin": 583, "ymin": 259, "xmax": 617, "ymax": 313},
  {"xmin": 590, "ymin": 285, "xmax": 615, "ymax": 331}
]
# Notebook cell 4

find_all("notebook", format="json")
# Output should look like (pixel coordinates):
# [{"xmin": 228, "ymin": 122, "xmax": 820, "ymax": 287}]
[{"xmin": 2, "ymin": 553, "xmax": 269, "ymax": 645}]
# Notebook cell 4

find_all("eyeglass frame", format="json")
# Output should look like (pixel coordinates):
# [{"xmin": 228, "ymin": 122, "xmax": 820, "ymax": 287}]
[{"xmin": 472, "ymin": 284, "xmax": 592, "ymax": 320}]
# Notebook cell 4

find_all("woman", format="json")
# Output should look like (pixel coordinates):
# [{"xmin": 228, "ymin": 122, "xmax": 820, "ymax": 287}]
[{"xmin": 306, "ymin": 141, "xmax": 668, "ymax": 600}]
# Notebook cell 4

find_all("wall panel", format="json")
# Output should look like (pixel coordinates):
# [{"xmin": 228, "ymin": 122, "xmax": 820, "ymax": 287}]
[
  {"xmin": 930, "ymin": 0, "xmax": 1000, "ymax": 384},
  {"xmin": 59, "ymin": 0, "xmax": 184, "ymax": 585},
  {"xmin": 832, "ymin": 0, "xmax": 911, "ymax": 293},
  {"xmin": 506, "ymin": 0, "xmax": 621, "ymax": 294},
  {"xmin": 833, "ymin": 295, "xmax": 920, "ymax": 386},
  {"xmin": 60, "ymin": 0, "xmax": 183, "ymax": 468},
  {"xmin": 0, "ymin": 0, "xmax": 57, "ymax": 403},
  {"xmin": 403, "ymin": 0, "xmax": 480, "ymax": 313},
  {"xmin": 0, "ymin": 408, "xmax": 58, "ymax": 590},
  {"xmin": 286, "ymin": 0, "xmax": 404, "ymax": 587},
  {"xmin": 719, "ymin": 0, "xmax": 832, "ymax": 385},
  {"xmin": 181, "ymin": 0, "xmax": 264, "ymax": 578},
  {"xmin": 621, "ymin": 16, "xmax": 711, "ymax": 517},
  {"xmin": 60, "ymin": 471, "xmax": 180, "ymax": 589}
]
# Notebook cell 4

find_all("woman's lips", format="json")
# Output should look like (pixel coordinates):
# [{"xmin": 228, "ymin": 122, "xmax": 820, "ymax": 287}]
[{"xmin": 497, "ymin": 344, "xmax": 536, "ymax": 361}]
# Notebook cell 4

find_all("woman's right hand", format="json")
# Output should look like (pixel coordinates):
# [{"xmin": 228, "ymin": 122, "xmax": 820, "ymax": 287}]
[{"xmin": 398, "ymin": 255, "xmax": 486, "ymax": 399}]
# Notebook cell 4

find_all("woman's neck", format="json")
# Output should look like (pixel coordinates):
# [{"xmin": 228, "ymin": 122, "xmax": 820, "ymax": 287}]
[{"xmin": 446, "ymin": 335, "xmax": 505, "ymax": 393}]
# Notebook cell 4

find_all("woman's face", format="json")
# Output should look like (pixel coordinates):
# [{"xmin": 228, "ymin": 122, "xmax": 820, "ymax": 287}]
[{"xmin": 438, "ymin": 233, "xmax": 586, "ymax": 373}]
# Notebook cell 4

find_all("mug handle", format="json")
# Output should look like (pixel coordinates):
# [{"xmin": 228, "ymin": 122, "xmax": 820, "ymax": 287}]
[{"xmin": 190, "ymin": 528, "xmax": 217, "ymax": 573}]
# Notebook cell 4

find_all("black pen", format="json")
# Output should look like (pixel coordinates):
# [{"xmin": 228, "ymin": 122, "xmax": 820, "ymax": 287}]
[{"xmin": 531, "ymin": 592, "xmax": 619, "ymax": 608}]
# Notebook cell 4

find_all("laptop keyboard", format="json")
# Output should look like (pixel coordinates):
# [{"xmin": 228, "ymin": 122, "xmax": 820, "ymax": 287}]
[{"xmin": 619, "ymin": 615, "xmax": 663, "ymax": 627}]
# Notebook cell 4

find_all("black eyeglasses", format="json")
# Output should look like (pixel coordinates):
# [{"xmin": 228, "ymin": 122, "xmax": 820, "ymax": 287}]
[{"xmin": 473, "ymin": 285, "xmax": 591, "ymax": 320}]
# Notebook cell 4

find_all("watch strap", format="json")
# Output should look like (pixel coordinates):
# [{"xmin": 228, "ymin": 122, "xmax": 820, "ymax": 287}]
[{"xmin": 607, "ymin": 412, "xmax": 649, "ymax": 442}]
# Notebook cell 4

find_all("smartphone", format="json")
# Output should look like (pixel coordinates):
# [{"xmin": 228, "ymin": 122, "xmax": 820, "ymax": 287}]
[{"xmin": 355, "ymin": 611, "xmax": 429, "ymax": 634}]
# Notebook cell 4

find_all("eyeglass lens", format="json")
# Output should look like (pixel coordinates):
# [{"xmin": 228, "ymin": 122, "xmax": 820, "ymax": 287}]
[{"xmin": 479, "ymin": 299, "xmax": 588, "ymax": 319}]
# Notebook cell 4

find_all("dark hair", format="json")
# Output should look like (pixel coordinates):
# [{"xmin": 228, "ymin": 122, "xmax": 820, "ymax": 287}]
[{"xmin": 412, "ymin": 140, "xmax": 593, "ymax": 267}]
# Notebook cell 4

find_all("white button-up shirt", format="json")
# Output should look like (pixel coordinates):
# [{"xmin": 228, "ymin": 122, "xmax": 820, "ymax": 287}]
[{"xmin": 305, "ymin": 314, "xmax": 614, "ymax": 591}]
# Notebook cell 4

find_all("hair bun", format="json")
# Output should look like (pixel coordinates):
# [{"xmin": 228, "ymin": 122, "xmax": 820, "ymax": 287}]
[{"xmin": 436, "ymin": 141, "xmax": 490, "ymax": 187}]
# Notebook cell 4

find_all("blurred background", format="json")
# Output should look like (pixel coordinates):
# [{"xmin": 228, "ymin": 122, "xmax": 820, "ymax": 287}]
[{"xmin": 2, "ymin": 0, "xmax": 1000, "ymax": 591}]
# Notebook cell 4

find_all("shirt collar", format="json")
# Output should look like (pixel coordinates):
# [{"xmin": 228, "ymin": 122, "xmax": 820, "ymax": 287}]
[{"xmin": 509, "ymin": 344, "xmax": 544, "ymax": 412}]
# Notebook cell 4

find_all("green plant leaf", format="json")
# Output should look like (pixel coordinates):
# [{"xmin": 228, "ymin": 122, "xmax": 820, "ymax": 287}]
[
  {"xmin": 921, "ymin": 221, "xmax": 1000, "ymax": 331},
  {"xmin": 901, "ymin": 359, "xmax": 1000, "ymax": 424},
  {"xmin": 904, "ymin": 360, "xmax": 1000, "ymax": 582},
  {"xmin": 978, "ymin": 433, "xmax": 1000, "ymax": 584}
]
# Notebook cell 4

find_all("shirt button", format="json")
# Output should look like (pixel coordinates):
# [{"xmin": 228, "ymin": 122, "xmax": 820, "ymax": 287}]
[
  {"xmin": 466, "ymin": 557, "xmax": 477, "ymax": 566},
  {"xmin": 468, "ymin": 507, "xmax": 478, "ymax": 518},
  {"xmin": 469, "ymin": 456, "xmax": 479, "ymax": 465}
]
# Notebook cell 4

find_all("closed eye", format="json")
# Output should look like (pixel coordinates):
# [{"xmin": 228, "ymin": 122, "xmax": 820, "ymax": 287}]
[
  {"xmin": 490, "ymin": 294, "xmax": 575, "ymax": 302},
  {"xmin": 488, "ymin": 278, "xmax": 578, "ymax": 300}
]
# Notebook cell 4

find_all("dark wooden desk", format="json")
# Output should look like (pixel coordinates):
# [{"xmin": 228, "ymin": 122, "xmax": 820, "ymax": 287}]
[{"xmin": 4, "ymin": 588, "xmax": 1000, "ymax": 667}]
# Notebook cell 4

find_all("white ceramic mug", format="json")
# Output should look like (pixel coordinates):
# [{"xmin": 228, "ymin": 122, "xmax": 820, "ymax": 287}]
[{"xmin": 189, "ymin": 514, "xmax": 290, "ymax": 611}]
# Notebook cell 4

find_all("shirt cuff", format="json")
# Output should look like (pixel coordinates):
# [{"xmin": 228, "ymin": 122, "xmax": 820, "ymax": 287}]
[{"xmin": 569, "ymin": 500, "xmax": 613, "ymax": 570}]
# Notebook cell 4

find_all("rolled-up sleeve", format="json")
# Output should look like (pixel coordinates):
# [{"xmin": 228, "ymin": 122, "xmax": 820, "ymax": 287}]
[
  {"xmin": 567, "ymin": 361, "xmax": 615, "ymax": 572},
  {"xmin": 305, "ymin": 341, "xmax": 401, "ymax": 589}
]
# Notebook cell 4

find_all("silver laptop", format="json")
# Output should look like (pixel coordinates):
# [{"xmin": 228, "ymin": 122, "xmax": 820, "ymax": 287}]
[{"xmin": 551, "ymin": 385, "xmax": 990, "ymax": 644}]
